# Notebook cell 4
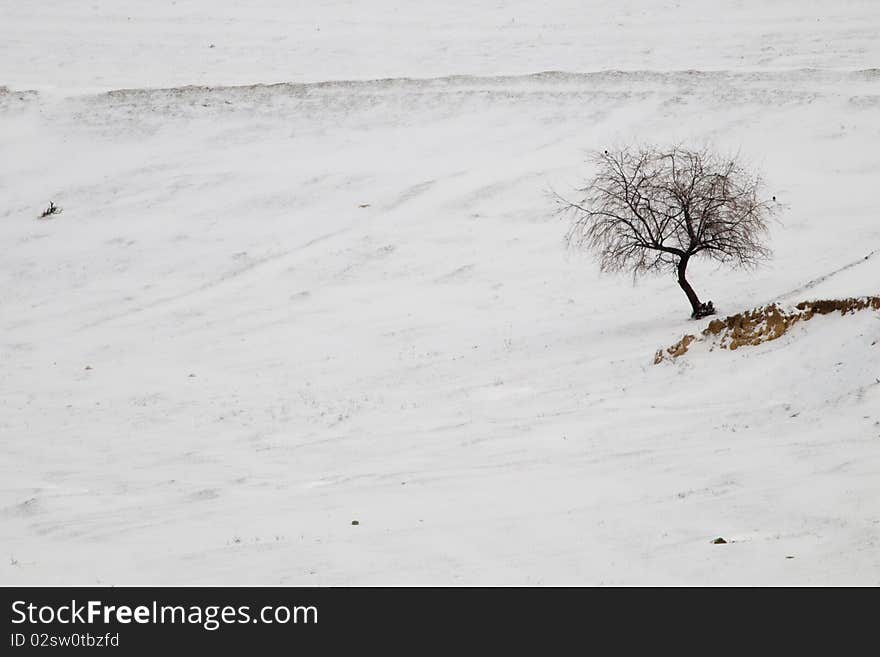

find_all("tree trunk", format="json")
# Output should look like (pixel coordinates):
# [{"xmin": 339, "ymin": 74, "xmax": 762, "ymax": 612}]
[{"xmin": 676, "ymin": 256, "xmax": 703, "ymax": 317}]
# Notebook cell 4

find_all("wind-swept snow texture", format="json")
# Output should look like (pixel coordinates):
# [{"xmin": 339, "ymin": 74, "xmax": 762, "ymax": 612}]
[{"xmin": 2, "ymin": 1, "xmax": 880, "ymax": 585}]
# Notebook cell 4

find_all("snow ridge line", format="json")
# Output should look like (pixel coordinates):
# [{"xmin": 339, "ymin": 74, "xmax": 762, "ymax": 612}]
[{"xmin": 4, "ymin": 68, "xmax": 880, "ymax": 99}]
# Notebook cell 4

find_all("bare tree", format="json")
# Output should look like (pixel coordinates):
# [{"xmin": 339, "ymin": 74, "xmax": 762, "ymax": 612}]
[{"xmin": 559, "ymin": 146, "xmax": 777, "ymax": 318}]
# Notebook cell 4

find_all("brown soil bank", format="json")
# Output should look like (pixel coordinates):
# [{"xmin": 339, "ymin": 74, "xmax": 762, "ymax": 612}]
[{"xmin": 655, "ymin": 296, "xmax": 880, "ymax": 364}]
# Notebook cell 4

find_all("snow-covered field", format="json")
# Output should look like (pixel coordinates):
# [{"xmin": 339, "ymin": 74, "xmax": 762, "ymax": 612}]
[{"xmin": 2, "ymin": 1, "xmax": 879, "ymax": 585}]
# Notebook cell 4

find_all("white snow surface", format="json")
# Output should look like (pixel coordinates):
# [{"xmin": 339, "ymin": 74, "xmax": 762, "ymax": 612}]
[{"xmin": 2, "ymin": 2, "xmax": 880, "ymax": 585}]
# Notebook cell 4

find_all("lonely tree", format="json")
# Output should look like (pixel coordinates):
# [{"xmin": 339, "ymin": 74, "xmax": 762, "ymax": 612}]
[{"xmin": 561, "ymin": 146, "xmax": 776, "ymax": 318}]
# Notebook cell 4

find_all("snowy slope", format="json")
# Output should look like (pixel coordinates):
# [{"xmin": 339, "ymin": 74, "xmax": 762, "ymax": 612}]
[{"xmin": 2, "ymin": 2, "xmax": 880, "ymax": 585}]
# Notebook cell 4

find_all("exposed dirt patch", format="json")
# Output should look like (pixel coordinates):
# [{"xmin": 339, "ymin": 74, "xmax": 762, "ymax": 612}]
[{"xmin": 655, "ymin": 296, "xmax": 880, "ymax": 363}]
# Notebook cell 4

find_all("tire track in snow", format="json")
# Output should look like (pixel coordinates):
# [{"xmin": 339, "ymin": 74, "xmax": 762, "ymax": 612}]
[
  {"xmin": 774, "ymin": 248, "xmax": 877, "ymax": 302},
  {"xmin": 76, "ymin": 227, "xmax": 350, "ymax": 332}
]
